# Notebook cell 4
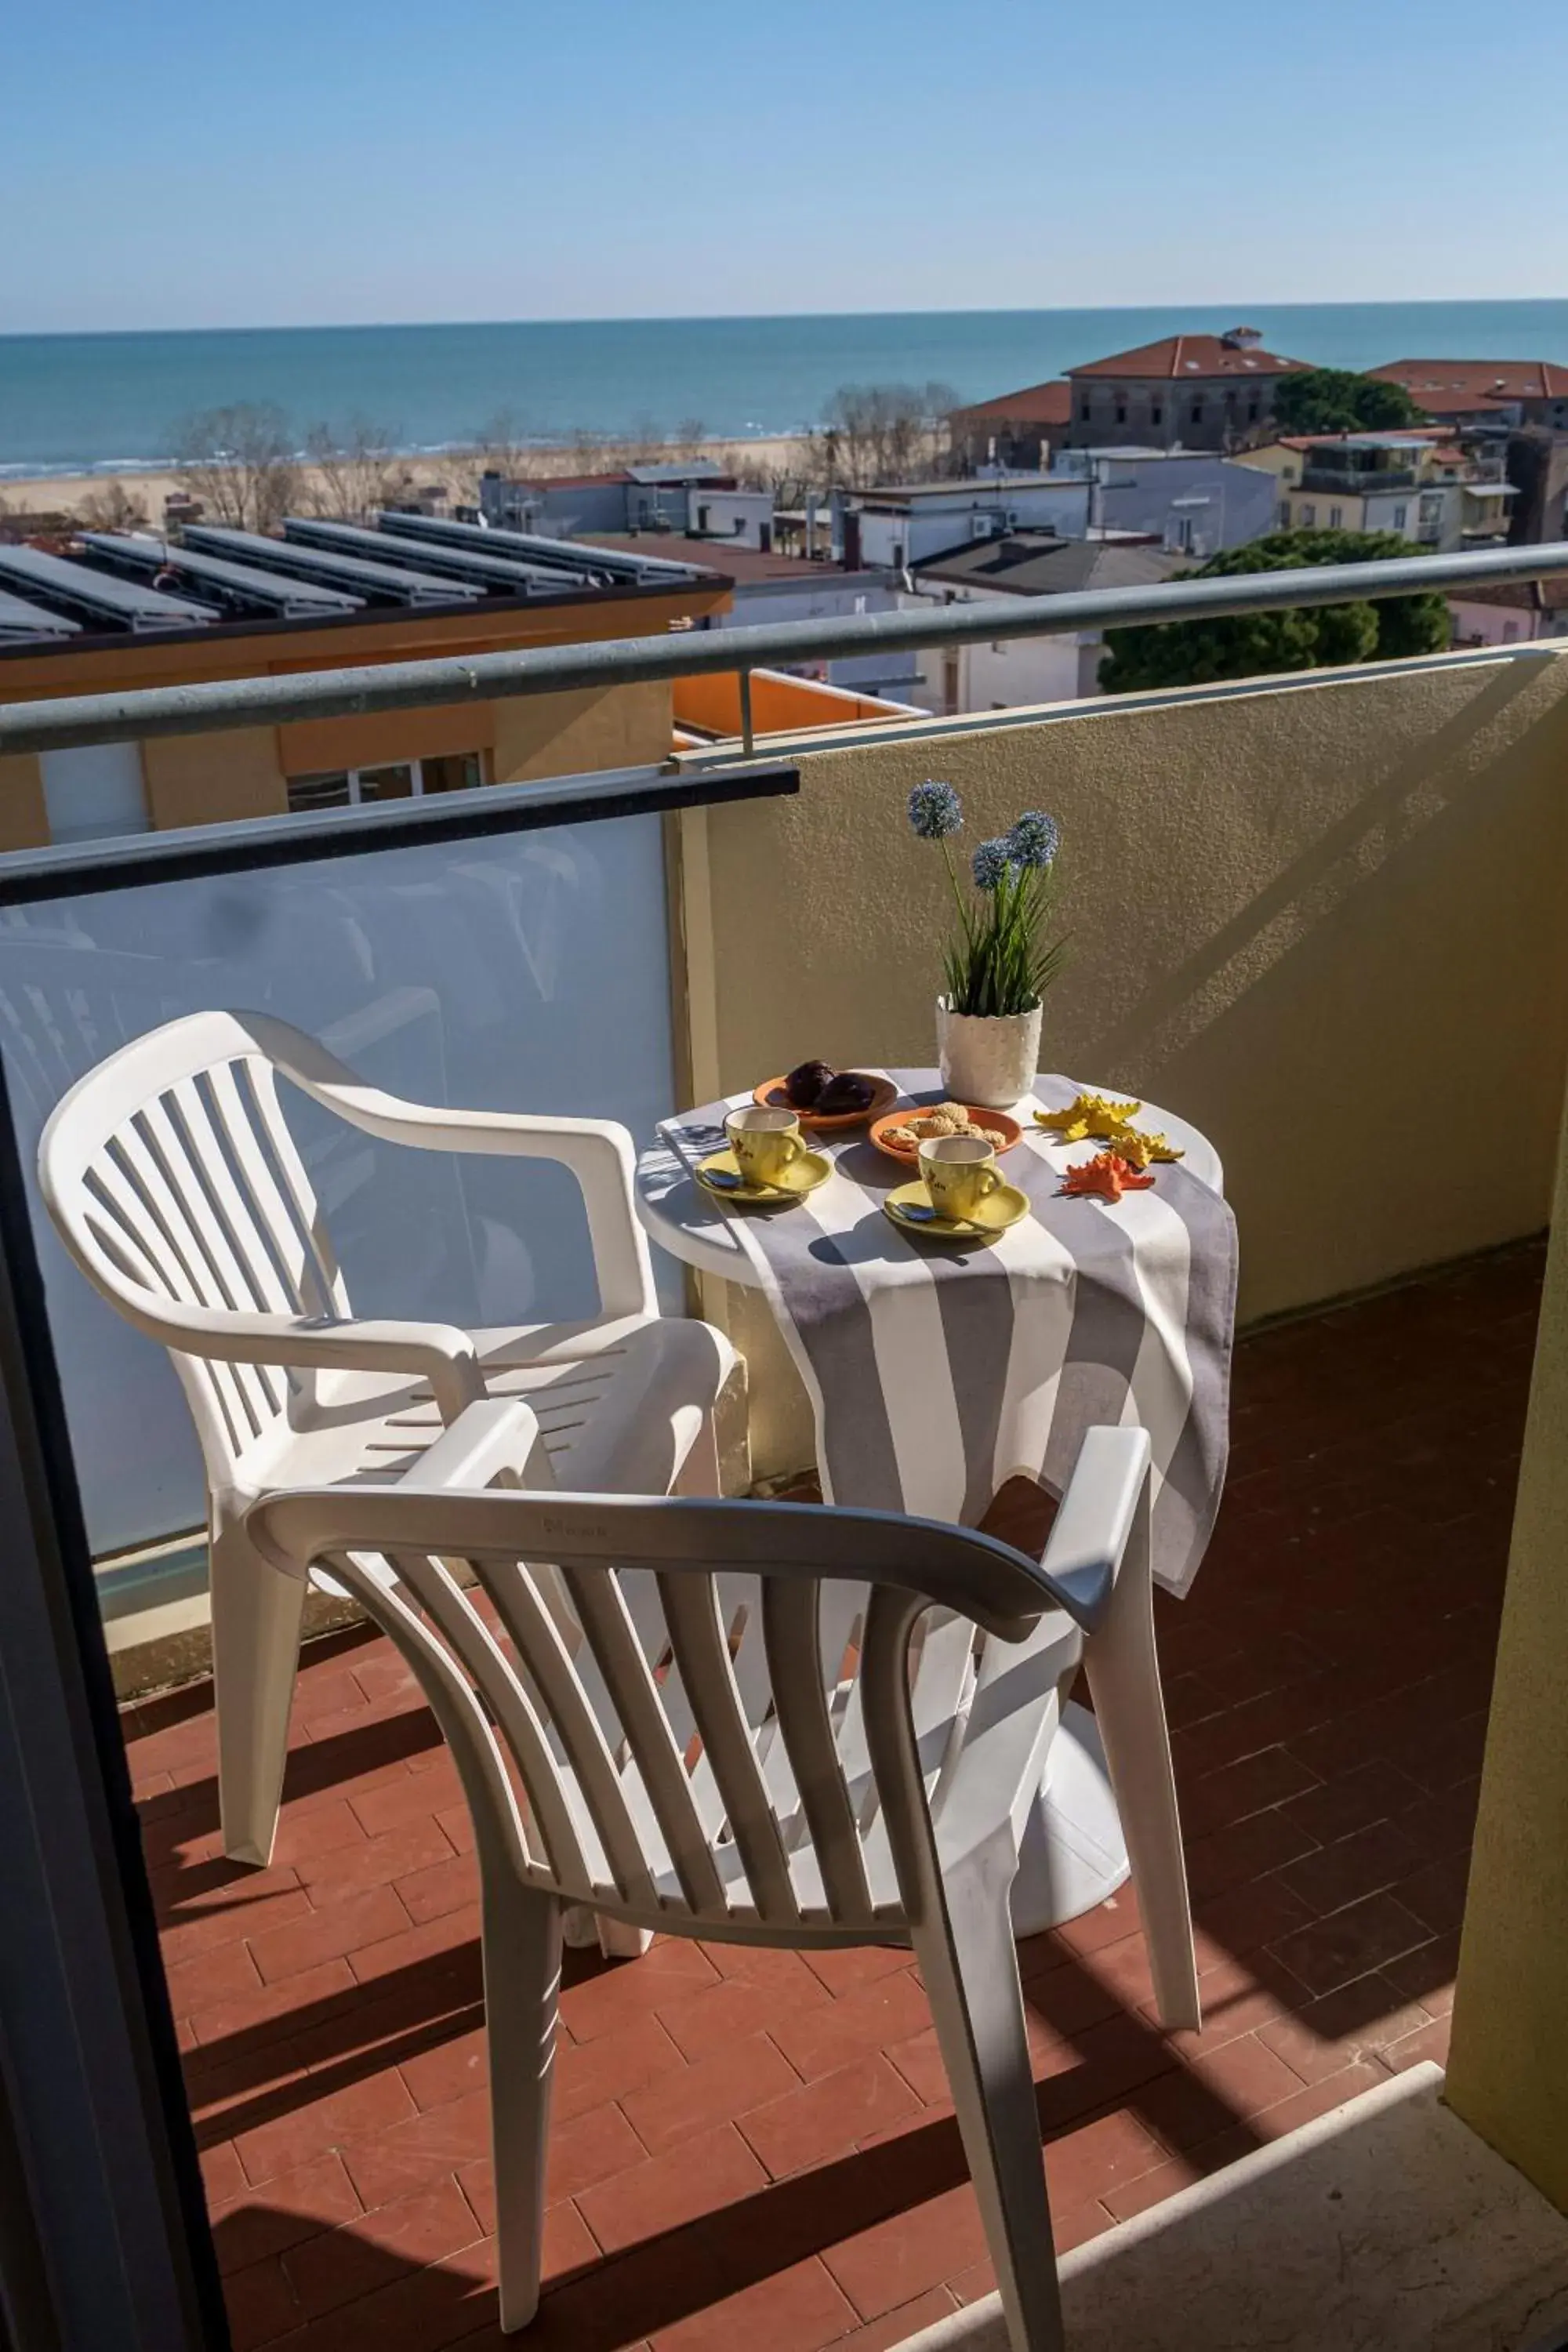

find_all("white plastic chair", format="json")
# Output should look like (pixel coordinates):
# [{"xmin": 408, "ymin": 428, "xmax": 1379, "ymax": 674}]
[
  {"xmin": 248, "ymin": 1407, "xmax": 1199, "ymax": 2351},
  {"xmin": 38, "ymin": 1008, "xmax": 738, "ymax": 1867}
]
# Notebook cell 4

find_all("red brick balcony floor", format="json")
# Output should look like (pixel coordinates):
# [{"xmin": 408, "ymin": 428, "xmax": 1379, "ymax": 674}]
[{"xmin": 122, "ymin": 1239, "xmax": 1543, "ymax": 2352}]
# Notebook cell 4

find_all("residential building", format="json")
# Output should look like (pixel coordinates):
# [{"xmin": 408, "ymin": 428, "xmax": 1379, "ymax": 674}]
[
  {"xmin": 0, "ymin": 516, "xmax": 731, "ymax": 848},
  {"xmin": 1049, "ymin": 448, "xmax": 1279, "ymax": 555},
  {"xmin": 902, "ymin": 533, "xmax": 1187, "ymax": 712},
  {"xmin": 1504, "ymin": 428, "xmax": 1568, "ymax": 546},
  {"xmin": 1368, "ymin": 358, "xmax": 1568, "ymax": 433},
  {"xmin": 1450, "ymin": 573, "xmax": 1568, "ymax": 648},
  {"xmin": 836, "ymin": 474, "xmax": 1092, "ymax": 569},
  {"xmin": 838, "ymin": 449, "xmax": 1276, "ymax": 575},
  {"xmin": 479, "ymin": 462, "xmax": 776, "ymax": 547},
  {"xmin": 946, "ymin": 379, "xmax": 1073, "ymax": 473},
  {"xmin": 1251, "ymin": 432, "xmax": 1515, "ymax": 550},
  {"xmin": 1065, "ymin": 326, "xmax": 1311, "ymax": 451}
]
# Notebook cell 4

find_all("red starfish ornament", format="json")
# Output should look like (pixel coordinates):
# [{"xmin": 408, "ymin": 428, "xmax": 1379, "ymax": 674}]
[{"xmin": 1060, "ymin": 1151, "xmax": 1156, "ymax": 1203}]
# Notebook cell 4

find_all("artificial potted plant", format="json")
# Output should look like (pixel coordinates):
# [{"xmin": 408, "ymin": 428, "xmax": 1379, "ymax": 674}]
[{"xmin": 906, "ymin": 781, "xmax": 1066, "ymax": 1107}]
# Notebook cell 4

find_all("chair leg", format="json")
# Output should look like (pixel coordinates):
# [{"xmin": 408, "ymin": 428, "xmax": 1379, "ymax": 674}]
[
  {"xmin": 1081, "ymin": 1496, "xmax": 1201, "ymax": 2034},
  {"xmin": 561, "ymin": 1904, "xmax": 652, "ymax": 1961},
  {"xmin": 912, "ymin": 1835, "xmax": 1066, "ymax": 2352},
  {"xmin": 210, "ymin": 1532, "xmax": 307, "ymax": 1868},
  {"xmin": 483, "ymin": 1876, "xmax": 563, "ymax": 2332}
]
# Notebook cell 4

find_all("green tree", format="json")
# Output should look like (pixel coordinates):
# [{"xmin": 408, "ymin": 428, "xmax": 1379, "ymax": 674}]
[
  {"xmin": 1098, "ymin": 529, "xmax": 1450, "ymax": 695},
  {"xmin": 1272, "ymin": 368, "xmax": 1428, "ymax": 434}
]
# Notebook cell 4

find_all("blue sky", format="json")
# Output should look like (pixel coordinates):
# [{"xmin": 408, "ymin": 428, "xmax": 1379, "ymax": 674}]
[{"xmin": 5, "ymin": 0, "xmax": 1566, "ymax": 332}]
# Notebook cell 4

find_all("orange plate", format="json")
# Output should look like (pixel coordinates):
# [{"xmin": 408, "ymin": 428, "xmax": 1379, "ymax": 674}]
[
  {"xmin": 870, "ymin": 1104, "xmax": 1024, "ymax": 1163},
  {"xmin": 752, "ymin": 1073, "xmax": 899, "ymax": 1131}
]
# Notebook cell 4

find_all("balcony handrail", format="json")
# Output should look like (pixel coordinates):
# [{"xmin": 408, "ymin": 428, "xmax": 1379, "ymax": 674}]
[
  {"xmin": 2, "ymin": 539, "xmax": 1566, "ymax": 760},
  {"xmin": 1299, "ymin": 466, "xmax": 1417, "ymax": 494}
]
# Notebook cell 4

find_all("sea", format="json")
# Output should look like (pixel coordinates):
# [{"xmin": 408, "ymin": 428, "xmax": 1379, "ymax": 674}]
[{"xmin": 4, "ymin": 300, "xmax": 1568, "ymax": 479}]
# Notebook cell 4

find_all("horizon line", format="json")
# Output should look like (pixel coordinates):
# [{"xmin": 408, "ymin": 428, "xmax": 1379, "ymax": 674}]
[{"xmin": 6, "ymin": 294, "xmax": 1568, "ymax": 343}]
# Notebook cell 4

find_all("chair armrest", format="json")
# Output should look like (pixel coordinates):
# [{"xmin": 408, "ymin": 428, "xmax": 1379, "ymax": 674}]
[
  {"xmin": 396, "ymin": 1398, "xmax": 553, "ymax": 1494},
  {"xmin": 1028, "ymin": 1425, "xmax": 1152, "ymax": 1636},
  {"xmin": 966, "ymin": 1425, "xmax": 1153, "ymax": 1642},
  {"xmin": 118, "ymin": 1298, "xmax": 487, "ymax": 1424},
  {"xmin": 245, "ymin": 1015, "xmax": 657, "ymax": 1324}
]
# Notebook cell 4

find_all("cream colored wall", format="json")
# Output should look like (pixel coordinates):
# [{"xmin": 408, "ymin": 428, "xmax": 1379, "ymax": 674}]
[
  {"xmin": 1281, "ymin": 488, "xmax": 1367, "ymax": 529},
  {"xmin": 141, "ymin": 728, "xmax": 288, "ymax": 829},
  {"xmin": 0, "ymin": 753, "xmax": 49, "ymax": 850},
  {"xmin": 1445, "ymin": 1074, "xmax": 1568, "ymax": 2212},
  {"xmin": 492, "ymin": 682, "xmax": 672, "ymax": 783},
  {"xmin": 685, "ymin": 650, "xmax": 1568, "ymax": 1332}
]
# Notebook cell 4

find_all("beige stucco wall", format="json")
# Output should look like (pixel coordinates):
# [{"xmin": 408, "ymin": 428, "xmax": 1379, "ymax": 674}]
[
  {"xmin": 1445, "ymin": 1076, "xmax": 1568, "ymax": 2211},
  {"xmin": 685, "ymin": 648, "xmax": 1568, "ymax": 1331},
  {"xmin": 132, "ymin": 682, "xmax": 668, "ymax": 827},
  {"xmin": 492, "ymin": 682, "xmax": 672, "ymax": 784},
  {"xmin": 141, "ymin": 728, "xmax": 289, "ymax": 829},
  {"xmin": 0, "ymin": 753, "xmax": 49, "ymax": 851}
]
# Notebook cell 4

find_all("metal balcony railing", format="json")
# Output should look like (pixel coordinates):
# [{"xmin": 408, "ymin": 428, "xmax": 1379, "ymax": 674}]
[
  {"xmin": 1300, "ymin": 466, "xmax": 1417, "ymax": 495},
  {"xmin": 2, "ymin": 541, "xmax": 1567, "ymax": 768}
]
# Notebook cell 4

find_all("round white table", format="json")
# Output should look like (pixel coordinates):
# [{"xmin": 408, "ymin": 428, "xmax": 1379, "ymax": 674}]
[{"xmin": 635, "ymin": 1076, "xmax": 1226, "ymax": 1937}]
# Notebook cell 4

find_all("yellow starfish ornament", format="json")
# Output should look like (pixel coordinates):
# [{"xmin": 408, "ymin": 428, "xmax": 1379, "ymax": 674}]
[
  {"xmin": 1034, "ymin": 1105, "xmax": 1094, "ymax": 1142},
  {"xmin": 1035, "ymin": 1091, "xmax": 1143, "ymax": 1141},
  {"xmin": 1107, "ymin": 1125, "xmax": 1185, "ymax": 1168}
]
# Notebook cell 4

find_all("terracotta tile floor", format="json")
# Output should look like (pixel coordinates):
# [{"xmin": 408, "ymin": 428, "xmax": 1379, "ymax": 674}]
[{"xmin": 123, "ymin": 1239, "xmax": 1544, "ymax": 2352}]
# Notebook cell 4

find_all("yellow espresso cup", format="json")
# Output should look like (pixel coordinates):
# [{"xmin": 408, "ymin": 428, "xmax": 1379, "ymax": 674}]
[
  {"xmin": 919, "ymin": 1132, "xmax": 1002, "ymax": 1223},
  {"xmin": 725, "ymin": 1104, "xmax": 807, "ymax": 1190}
]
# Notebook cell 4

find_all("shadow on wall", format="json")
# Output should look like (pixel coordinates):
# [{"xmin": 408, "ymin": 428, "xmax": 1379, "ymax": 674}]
[{"xmin": 696, "ymin": 650, "xmax": 1568, "ymax": 1319}]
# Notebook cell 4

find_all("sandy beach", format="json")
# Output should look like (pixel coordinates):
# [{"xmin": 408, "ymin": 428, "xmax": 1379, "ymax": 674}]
[{"xmin": 0, "ymin": 434, "xmax": 817, "ymax": 524}]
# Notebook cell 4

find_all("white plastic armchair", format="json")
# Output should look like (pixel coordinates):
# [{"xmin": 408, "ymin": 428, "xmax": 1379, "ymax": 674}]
[
  {"xmin": 248, "ymin": 1413, "xmax": 1199, "ymax": 2352},
  {"xmin": 38, "ymin": 1008, "xmax": 737, "ymax": 1867}
]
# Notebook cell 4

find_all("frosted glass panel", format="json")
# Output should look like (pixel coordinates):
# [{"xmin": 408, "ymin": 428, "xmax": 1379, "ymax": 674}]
[
  {"xmin": 40, "ymin": 741, "xmax": 151, "ymax": 844},
  {"xmin": 0, "ymin": 813, "xmax": 677, "ymax": 1554}
]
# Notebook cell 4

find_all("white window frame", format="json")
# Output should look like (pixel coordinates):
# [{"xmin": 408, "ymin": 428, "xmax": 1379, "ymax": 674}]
[{"xmin": 286, "ymin": 754, "xmax": 487, "ymax": 814}]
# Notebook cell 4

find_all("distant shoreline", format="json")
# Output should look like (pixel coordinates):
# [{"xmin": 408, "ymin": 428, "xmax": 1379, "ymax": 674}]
[
  {"xmin": 6, "ymin": 299, "xmax": 1566, "ymax": 485},
  {"xmin": 0, "ymin": 434, "xmax": 815, "ymax": 522},
  {"xmin": 0, "ymin": 427, "xmax": 804, "ymax": 488}
]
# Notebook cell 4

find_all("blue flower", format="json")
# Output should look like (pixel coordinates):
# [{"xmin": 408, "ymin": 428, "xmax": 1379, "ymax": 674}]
[
  {"xmin": 971, "ymin": 837, "xmax": 1014, "ymax": 891},
  {"xmin": 1007, "ymin": 810, "xmax": 1061, "ymax": 869},
  {"xmin": 907, "ymin": 779, "xmax": 963, "ymax": 840}
]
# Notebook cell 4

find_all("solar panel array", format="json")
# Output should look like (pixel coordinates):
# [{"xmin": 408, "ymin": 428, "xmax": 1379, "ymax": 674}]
[
  {"xmin": 0, "ymin": 542, "xmax": 218, "ymax": 633},
  {"xmin": 0, "ymin": 514, "xmax": 720, "ymax": 645},
  {"xmin": 78, "ymin": 532, "xmax": 364, "ymax": 620}
]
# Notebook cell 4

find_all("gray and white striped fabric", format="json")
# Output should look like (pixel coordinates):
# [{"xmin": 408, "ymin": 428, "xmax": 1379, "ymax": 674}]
[{"xmin": 660, "ymin": 1072, "xmax": 1236, "ymax": 1595}]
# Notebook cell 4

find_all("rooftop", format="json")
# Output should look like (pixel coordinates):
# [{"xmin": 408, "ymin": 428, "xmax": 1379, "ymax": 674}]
[
  {"xmin": 948, "ymin": 382, "xmax": 1074, "ymax": 429},
  {"xmin": 132, "ymin": 1242, "xmax": 1532, "ymax": 2351},
  {"xmin": 1068, "ymin": 334, "xmax": 1309, "ymax": 382},
  {"xmin": 1369, "ymin": 360, "xmax": 1568, "ymax": 412},
  {"xmin": 852, "ymin": 474, "xmax": 1078, "ymax": 505},
  {"xmin": 0, "ymin": 512, "xmax": 721, "ymax": 652},
  {"xmin": 584, "ymin": 534, "xmax": 847, "ymax": 584},
  {"xmin": 916, "ymin": 535, "xmax": 1189, "ymax": 597}
]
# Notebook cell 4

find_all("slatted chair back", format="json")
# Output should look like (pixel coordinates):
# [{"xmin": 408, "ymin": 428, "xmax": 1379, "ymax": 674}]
[
  {"xmin": 251, "ymin": 1483, "xmax": 1076, "ymax": 1940},
  {"xmin": 39, "ymin": 1009, "xmax": 352, "ymax": 1488}
]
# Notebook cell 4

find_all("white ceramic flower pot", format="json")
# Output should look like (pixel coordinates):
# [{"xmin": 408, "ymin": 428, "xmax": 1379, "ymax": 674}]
[{"xmin": 936, "ymin": 996, "xmax": 1042, "ymax": 1109}]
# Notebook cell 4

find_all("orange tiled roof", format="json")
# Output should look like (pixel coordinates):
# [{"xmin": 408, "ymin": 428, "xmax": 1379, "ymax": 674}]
[
  {"xmin": 1370, "ymin": 359, "xmax": 1568, "ymax": 410},
  {"xmin": 948, "ymin": 381, "xmax": 1073, "ymax": 427},
  {"xmin": 1067, "ymin": 334, "xmax": 1308, "ymax": 381}
]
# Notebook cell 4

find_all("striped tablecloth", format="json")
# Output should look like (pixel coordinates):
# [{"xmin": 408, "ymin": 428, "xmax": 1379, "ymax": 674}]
[{"xmin": 659, "ymin": 1071, "xmax": 1237, "ymax": 1595}]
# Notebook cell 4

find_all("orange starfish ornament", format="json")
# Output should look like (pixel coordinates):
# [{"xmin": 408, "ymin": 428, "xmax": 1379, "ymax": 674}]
[{"xmin": 1060, "ymin": 1151, "xmax": 1156, "ymax": 1202}]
